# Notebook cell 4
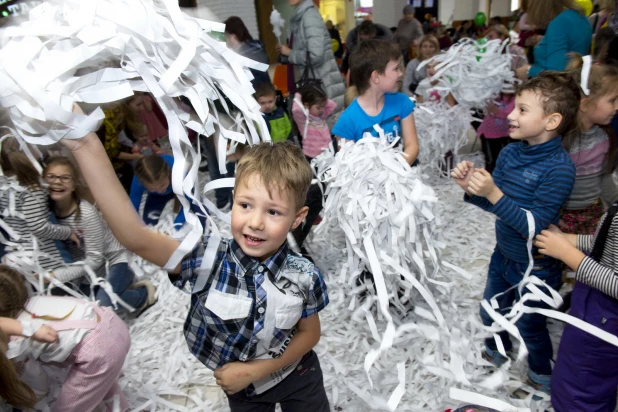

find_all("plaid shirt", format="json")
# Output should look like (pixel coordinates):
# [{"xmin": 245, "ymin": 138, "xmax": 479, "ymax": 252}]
[{"xmin": 175, "ymin": 237, "xmax": 329, "ymax": 391}]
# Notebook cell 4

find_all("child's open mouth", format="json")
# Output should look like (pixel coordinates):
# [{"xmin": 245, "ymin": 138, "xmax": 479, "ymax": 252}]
[{"xmin": 244, "ymin": 234, "xmax": 265, "ymax": 246}]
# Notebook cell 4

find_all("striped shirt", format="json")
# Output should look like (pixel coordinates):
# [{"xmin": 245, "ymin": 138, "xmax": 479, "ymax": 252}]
[
  {"xmin": 577, "ymin": 212, "xmax": 618, "ymax": 299},
  {"xmin": 55, "ymin": 201, "xmax": 128, "ymax": 283},
  {"xmin": 0, "ymin": 176, "xmax": 72, "ymax": 273},
  {"xmin": 176, "ymin": 237, "xmax": 329, "ymax": 394},
  {"xmin": 466, "ymin": 137, "xmax": 576, "ymax": 263}
]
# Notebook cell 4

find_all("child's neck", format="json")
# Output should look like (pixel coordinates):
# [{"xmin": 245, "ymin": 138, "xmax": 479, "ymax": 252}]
[
  {"xmin": 54, "ymin": 197, "xmax": 77, "ymax": 217},
  {"xmin": 580, "ymin": 115, "xmax": 596, "ymax": 132},
  {"xmin": 357, "ymin": 88, "xmax": 386, "ymax": 116},
  {"xmin": 524, "ymin": 132, "xmax": 557, "ymax": 146}
]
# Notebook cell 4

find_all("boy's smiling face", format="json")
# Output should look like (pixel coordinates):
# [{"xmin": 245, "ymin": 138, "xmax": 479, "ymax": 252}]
[
  {"xmin": 231, "ymin": 174, "xmax": 308, "ymax": 262},
  {"xmin": 507, "ymin": 89, "xmax": 562, "ymax": 145}
]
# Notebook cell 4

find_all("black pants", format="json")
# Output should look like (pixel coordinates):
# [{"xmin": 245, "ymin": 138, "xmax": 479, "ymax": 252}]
[
  {"xmin": 480, "ymin": 135, "xmax": 512, "ymax": 174},
  {"xmin": 291, "ymin": 184, "xmax": 323, "ymax": 248},
  {"xmin": 226, "ymin": 351, "xmax": 329, "ymax": 412}
]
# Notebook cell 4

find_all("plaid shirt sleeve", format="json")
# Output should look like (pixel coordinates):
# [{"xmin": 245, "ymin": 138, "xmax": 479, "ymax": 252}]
[
  {"xmin": 174, "ymin": 236, "xmax": 209, "ymax": 291},
  {"xmin": 301, "ymin": 266, "xmax": 329, "ymax": 318}
]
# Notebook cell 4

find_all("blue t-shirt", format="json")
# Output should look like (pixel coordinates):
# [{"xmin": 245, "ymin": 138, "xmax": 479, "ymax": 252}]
[
  {"xmin": 129, "ymin": 154, "xmax": 186, "ymax": 226},
  {"xmin": 332, "ymin": 92, "xmax": 415, "ymax": 145}
]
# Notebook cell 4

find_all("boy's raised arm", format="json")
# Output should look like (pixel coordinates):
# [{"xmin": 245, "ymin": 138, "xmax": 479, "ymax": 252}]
[{"xmin": 62, "ymin": 106, "xmax": 180, "ymax": 270}]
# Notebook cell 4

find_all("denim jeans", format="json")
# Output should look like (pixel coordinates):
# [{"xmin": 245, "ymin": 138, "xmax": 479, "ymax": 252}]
[
  {"xmin": 95, "ymin": 263, "xmax": 147, "ymax": 311},
  {"xmin": 201, "ymin": 136, "xmax": 234, "ymax": 208},
  {"xmin": 480, "ymin": 247, "xmax": 563, "ymax": 376}
]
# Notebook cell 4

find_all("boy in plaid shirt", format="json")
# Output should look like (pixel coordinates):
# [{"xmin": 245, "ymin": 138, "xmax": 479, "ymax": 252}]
[{"xmin": 62, "ymin": 114, "xmax": 330, "ymax": 411}]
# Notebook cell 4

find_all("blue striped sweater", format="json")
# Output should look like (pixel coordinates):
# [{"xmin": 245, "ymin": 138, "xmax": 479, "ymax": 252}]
[{"xmin": 466, "ymin": 137, "xmax": 576, "ymax": 263}]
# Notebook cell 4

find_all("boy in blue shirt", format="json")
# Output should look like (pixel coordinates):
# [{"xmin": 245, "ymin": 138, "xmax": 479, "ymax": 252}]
[
  {"xmin": 333, "ymin": 39, "xmax": 419, "ymax": 165},
  {"xmin": 62, "ymin": 110, "xmax": 330, "ymax": 411},
  {"xmin": 451, "ymin": 72, "xmax": 580, "ymax": 394}
]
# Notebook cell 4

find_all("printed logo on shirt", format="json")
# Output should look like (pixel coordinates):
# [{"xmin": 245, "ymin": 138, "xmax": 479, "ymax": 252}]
[
  {"xmin": 523, "ymin": 169, "xmax": 539, "ymax": 184},
  {"xmin": 361, "ymin": 115, "xmax": 402, "ymax": 144}
]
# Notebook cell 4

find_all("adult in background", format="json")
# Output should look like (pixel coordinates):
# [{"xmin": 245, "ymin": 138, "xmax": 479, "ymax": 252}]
[
  {"xmin": 589, "ymin": 0, "xmax": 615, "ymax": 36},
  {"xmin": 276, "ymin": 0, "xmax": 346, "ymax": 113},
  {"xmin": 345, "ymin": 20, "xmax": 393, "ymax": 54},
  {"xmin": 326, "ymin": 20, "xmax": 343, "ymax": 58},
  {"xmin": 515, "ymin": 0, "xmax": 592, "ymax": 80},
  {"xmin": 342, "ymin": 20, "xmax": 394, "ymax": 76},
  {"xmin": 395, "ymin": 5, "xmax": 423, "ymax": 64},
  {"xmin": 224, "ymin": 16, "xmax": 271, "ymax": 89}
]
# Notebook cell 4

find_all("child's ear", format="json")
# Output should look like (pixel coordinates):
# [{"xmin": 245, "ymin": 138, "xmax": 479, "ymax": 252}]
[
  {"xmin": 291, "ymin": 206, "xmax": 309, "ymax": 230},
  {"xmin": 579, "ymin": 97, "xmax": 590, "ymax": 113},
  {"xmin": 370, "ymin": 70, "xmax": 380, "ymax": 84},
  {"xmin": 545, "ymin": 112, "xmax": 563, "ymax": 132}
]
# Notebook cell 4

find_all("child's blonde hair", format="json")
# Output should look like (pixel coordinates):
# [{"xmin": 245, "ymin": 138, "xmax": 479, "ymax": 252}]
[
  {"xmin": 344, "ymin": 85, "xmax": 359, "ymax": 108},
  {"xmin": 235, "ymin": 142, "xmax": 312, "ymax": 211},
  {"xmin": 134, "ymin": 155, "xmax": 170, "ymax": 184},
  {"xmin": 130, "ymin": 122, "xmax": 148, "ymax": 139}
]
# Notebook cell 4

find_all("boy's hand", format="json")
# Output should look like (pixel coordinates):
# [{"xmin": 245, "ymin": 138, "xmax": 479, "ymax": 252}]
[
  {"xmin": 468, "ymin": 169, "xmax": 498, "ymax": 198},
  {"xmin": 451, "ymin": 160, "xmax": 475, "ymax": 192},
  {"xmin": 32, "ymin": 325, "xmax": 58, "ymax": 343},
  {"xmin": 534, "ymin": 229, "xmax": 576, "ymax": 261},
  {"xmin": 214, "ymin": 362, "xmax": 256, "ymax": 395},
  {"xmin": 60, "ymin": 104, "xmax": 93, "ymax": 152}
]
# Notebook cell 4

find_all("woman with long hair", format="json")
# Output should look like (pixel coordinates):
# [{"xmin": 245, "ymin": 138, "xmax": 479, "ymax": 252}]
[{"xmin": 515, "ymin": 0, "xmax": 592, "ymax": 80}]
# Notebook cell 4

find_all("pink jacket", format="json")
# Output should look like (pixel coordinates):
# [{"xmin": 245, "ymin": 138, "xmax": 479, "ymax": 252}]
[
  {"xmin": 477, "ymin": 94, "xmax": 515, "ymax": 139},
  {"xmin": 292, "ymin": 93, "xmax": 337, "ymax": 158}
]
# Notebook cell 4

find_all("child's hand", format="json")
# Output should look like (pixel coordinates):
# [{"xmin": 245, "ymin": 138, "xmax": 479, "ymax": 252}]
[
  {"xmin": 60, "ymin": 104, "xmax": 93, "ymax": 152},
  {"xmin": 32, "ymin": 325, "xmax": 58, "ymax": 343},
  {"xmin": 214, "ymin": 362, "xmax": 256, "ymax": 395},
  {"xmin": 69, "ymin": 231, "xmax": 81, "ymax": 248},
  {"xmin": 468, "ymin": 169, "xmax": 497, "ymax": 198},
  {"xmin": 534, "ymin": 229, "xmax": 575, "ymax": 261},
  {"xmin": 451, "ymin": 160, "xmax": 475, "ymax": 191}
]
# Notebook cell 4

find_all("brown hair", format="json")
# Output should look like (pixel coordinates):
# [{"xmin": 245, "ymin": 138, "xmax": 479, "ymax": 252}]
[
  {"xmin": 44, "ymin": 156, "xmax": 88, "ymax": 220},
  {"xmin": 0, "ymin": 265, "xmax": 36, "ymax": 409},
  {"xmin": 358, "ymin": 20, "xmax": 377, "ymax": 39},
  {"xmin": 599, "ymin": 0, "xmax": 615, "ymax": 11},
  {"xmin": 235, "ymin": 142, "xmax": 312, "ymax": 211},
  {"xmin": 0, "ymin": 330, "xmax": 36, "ymax": 409},
  {"xmin": 350, "ymin": 39, "xmax": 402, "ymax": 95},
  {"xmin": 417, "ymin": 35, "xmax": 440, "ymax": 62},
  {"xmin": 134, "ymin": 155, "xmax": 171, "ymax": 184},
  {"xmin": 0, "ymin": 137, "xmax": 41, "ymax": 188},
  {"xmin": 254, "ymin": 82, "xmax": 277, "ymax": 100},
  {"xmin": 516, "ymin": 71, "xmax": 581, "ymax": 138},
  {"xmin": 526, "ymin": 0, "xmax": 582, "ymax": 28},
  {"xmin": 298, "ymin": 84, "xmax": 327, "ymax": 107},
  {"xmin": 224, "ymin": 16, "xmax": 253, "ymax": 43},
  {"xmin": 566, "ymin": 53, "xmax": 618, "ymax": 170}
]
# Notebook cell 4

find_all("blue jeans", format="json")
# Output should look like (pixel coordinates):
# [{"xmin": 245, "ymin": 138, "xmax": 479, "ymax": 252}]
[
  {"xmin": 95, "ymin": 263, "xmax": 147, "ymax": 311},
  {"xmin": 49, "ymin": 213, "xmax": 73, "ymax": 263},
  {"xmin": 480, "ymin": 248, "xmax": 563, "ymax": 376},
  {"xmin": 201, "ymin": 136, "xmax": 234, "ymax": 208}
]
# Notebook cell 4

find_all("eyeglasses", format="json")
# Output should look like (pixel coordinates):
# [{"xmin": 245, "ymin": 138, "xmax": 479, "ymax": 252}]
[{"xmin": 44, "ymin": 174, "xmax": 73, "ymax": 183}]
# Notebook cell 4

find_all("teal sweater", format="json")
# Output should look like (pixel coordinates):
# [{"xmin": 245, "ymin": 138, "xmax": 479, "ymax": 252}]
[{"xmin": 530, "ymin": 9, "xmax": 591, "ymax": 77}]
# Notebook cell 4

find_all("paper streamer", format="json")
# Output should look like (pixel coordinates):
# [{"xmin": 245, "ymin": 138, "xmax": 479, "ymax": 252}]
[
  {"xmin": 0, "ymin": 0, "xmax": 271, "ymax": 276},
  {"xmin": 414, "ymin": 99, "xmax": 475, "ymax": 175},
  {"xmin": 418, "ymin": 38, "xmax": 519, "ymax": 110}
]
